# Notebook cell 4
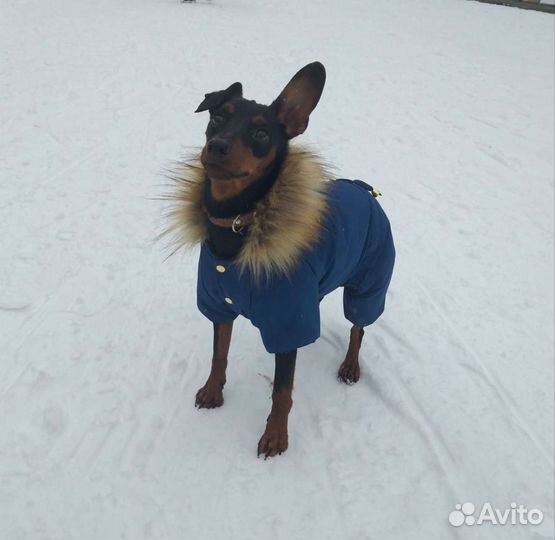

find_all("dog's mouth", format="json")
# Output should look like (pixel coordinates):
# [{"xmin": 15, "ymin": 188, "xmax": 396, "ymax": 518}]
[{"xmin": 203, "ymin": 163, "xmax": 250, "ymax": 181}]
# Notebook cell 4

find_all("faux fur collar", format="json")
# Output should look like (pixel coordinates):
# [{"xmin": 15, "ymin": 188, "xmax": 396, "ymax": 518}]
[{"xmin": 163, "ymin": 145, "xmax": 331, "ymax": 280}]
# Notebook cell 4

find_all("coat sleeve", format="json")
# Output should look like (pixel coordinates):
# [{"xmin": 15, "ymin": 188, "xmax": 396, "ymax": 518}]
[{"xmin": 250, "ymin": 265, "xmax": 320, "ymax": 354}]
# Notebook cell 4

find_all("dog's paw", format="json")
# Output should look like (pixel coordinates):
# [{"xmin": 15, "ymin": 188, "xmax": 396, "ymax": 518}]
[
  {"xmin": 195, "ymin": 381, "xmax": 224, "ymax": 409},
  {"xmin": 257, "ymin": 419, "xmax": 288, "ymax": 459},
  {"xmin": 338, "ymin": 360, "xmax": 360, "ymax": 385}
]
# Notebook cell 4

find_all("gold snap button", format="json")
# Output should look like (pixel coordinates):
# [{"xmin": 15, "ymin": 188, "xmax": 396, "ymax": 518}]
[
  {"xmin": 224, "ymin": 297, "xmax": 233, "ymax": 305},
  {"xmin": 216, "ymin": 265, "xmax": 226, "ymax": 273}
]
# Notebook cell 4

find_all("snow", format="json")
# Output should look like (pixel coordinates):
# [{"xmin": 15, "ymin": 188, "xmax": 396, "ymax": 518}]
[{"xmin": 0, "ymin": 0, "xmax": 553, "ymax": 539}]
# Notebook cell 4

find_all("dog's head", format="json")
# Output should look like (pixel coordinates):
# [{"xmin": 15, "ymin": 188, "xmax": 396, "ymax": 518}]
[{"xmin": 195, "ymin": 62, "xmax": 326, "ymax": 199}]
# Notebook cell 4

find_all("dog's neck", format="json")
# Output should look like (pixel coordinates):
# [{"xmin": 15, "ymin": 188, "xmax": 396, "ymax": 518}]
[
  {"xmin": 166, "ymin": 144, "xmax": 329, "ymax": 280},
  {"xmin": 203, "ymin": 150, "xmax": 286, "ymax": 259}
]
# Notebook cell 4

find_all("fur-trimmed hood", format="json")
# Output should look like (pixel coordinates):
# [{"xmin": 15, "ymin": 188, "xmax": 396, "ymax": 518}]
[{"xmin": 163, "ymin": 145, "xmax": 332, "ymax": 279}]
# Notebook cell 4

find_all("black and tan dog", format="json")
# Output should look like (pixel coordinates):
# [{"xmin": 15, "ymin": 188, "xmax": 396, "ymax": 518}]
[{"xmin": 165, "ymin": 62, "xmax": 395, "ymax": 458}]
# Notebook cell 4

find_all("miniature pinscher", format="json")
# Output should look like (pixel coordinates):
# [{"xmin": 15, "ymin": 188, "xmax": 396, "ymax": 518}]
[{"xmin": 167, "ymin": 62, "xmax": 395, "ymax": 458}]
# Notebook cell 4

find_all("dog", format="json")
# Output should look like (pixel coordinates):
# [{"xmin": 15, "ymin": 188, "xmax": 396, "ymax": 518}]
[{"xmin": 164, "ymin": 62, "xmax": 395, "ymax": 458}]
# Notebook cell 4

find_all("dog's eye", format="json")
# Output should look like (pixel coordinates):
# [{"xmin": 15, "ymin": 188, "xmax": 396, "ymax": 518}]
[
  {"xmin": 211, "ymin": 114, "xmax": 225, "ymax": 126},
  {"xmin": 253, "ymin": 129, "xmax": 269, "ymax": 142}
]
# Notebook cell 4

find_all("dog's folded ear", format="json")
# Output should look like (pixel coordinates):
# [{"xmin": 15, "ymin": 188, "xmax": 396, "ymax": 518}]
[
  {"xmin": 195, "ymin": 82, "xmax": 243, "ymax": 113},
  {"xmin": 271, "ymin": 62, "xmax": 326, "ymax": 139}
]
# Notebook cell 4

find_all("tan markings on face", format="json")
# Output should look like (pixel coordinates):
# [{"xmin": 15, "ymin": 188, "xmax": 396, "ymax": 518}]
[
  {"xmin": 208, "ymin": 144, "xmax": 277, "ymax": 201},
  {"xmin": 251, "ymin": 115, "xmax": 266, "ymax": 126},
  {"xmin": 223, "ymin": 102, "xmax": 235, "ymax": 114}
]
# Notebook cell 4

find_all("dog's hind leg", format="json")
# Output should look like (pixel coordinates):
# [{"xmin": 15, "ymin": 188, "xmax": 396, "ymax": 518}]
[
  {"xmin": 338, "ymin": 326, "xmax": 364, "ymax": 384},
  {"xmin": 258, "ymin": 350, "xmax": 297, "ymax": 458},
  {"xmin": 195, "ymin": 321, "xmax": 233, "ymax": 408}
]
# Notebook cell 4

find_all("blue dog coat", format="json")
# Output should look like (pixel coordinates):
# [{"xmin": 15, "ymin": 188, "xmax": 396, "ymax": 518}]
[{"xmin": 196, "ymin": 178, "xmax": 395, "ymax": 354}]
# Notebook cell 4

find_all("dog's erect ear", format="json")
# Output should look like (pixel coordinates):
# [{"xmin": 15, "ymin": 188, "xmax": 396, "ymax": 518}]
[
  {"xmin": 195, "ymin": 82, "xmax": 243, "ymax": 113},
  {"xmin": 271, "ymin": 62, "xmax": 326, "ymax": 139}
]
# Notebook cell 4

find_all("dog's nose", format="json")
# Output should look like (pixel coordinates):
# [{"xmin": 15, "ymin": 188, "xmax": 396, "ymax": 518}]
[{"xmin": 207, "ymin": 138, "xmax": 230, "ymax": 159}]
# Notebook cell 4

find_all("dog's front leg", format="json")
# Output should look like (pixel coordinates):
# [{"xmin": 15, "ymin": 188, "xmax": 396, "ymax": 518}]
[
  {"xmin": 257, "ymin": 349, "xmax": 297, "ymax": 458},
  {"xmin": 338, "ymin": 325, "xmax": 364, "ymax": 384},
  {"xmin": 195, "ymin": 321, "xmax": 233, "ymax": 409}
]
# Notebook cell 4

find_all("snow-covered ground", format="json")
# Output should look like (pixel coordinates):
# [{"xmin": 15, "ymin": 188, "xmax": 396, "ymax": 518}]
[{"xmin": 1, "ymin": 0, "xmax": 553, "ymax": 539}]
